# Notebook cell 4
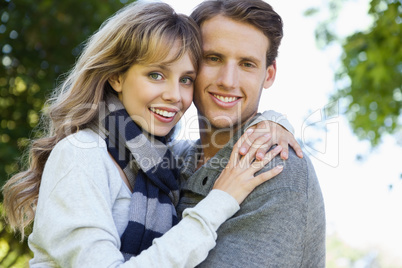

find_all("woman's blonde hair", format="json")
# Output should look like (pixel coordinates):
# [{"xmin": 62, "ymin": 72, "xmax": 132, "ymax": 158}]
[{"xmin": 2, "ymin": 1, "xmax": 202, "ymax": 237}]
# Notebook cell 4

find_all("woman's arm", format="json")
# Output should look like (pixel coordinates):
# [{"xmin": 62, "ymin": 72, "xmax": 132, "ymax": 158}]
[
  {"xmin": 239, "ymin": 110, "xmax": 303, "ymax": 160},
  {"xmin": 29, "ymin": 132, "xmax": 275, "ymax": 268}
]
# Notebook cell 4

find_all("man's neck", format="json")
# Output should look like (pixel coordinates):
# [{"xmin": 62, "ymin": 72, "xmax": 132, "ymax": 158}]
[
  {"xmin": 199, "ymin": 128, "xmax": 232, "ymax": 159},
  {"xmin": 196, "ymin": 118, "xmax": 251, "ymax": 169}
]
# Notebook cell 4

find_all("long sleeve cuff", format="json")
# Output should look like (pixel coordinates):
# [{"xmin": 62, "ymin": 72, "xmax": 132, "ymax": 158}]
[
  {"xmin": 183, "ymin": 189, "xmax": 240, "ymax": 232},
  {"xmin": 248, "ymin": 110, "xmax": 295, "ymax": 135}
]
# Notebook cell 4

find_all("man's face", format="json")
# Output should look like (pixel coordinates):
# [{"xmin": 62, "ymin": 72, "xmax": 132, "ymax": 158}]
[{"xmin": 194, "ymin": 15, "xmax": 276, "ymax": 131}]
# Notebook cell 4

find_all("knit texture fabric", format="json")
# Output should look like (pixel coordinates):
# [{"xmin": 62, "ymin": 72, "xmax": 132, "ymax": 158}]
[{"xmin": 102, "ymin": 94, "xmax": 179, "ymax": 259}]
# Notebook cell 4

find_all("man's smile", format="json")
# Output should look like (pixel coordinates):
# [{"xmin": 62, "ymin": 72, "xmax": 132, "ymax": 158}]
[{"xmin": 212, "ymin": 94, "xmax": 239, "ymax": 103}]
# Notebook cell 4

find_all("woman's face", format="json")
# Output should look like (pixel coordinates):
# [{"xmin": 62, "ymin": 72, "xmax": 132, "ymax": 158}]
[{"xmin": 109, "ymin": 45, "xmax": 196, "ymax": 136}]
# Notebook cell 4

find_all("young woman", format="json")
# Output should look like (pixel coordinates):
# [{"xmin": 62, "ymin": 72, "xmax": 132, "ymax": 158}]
[{"xmin": 2, "ymin": 2, "xmax": 289, "ymax": 267}]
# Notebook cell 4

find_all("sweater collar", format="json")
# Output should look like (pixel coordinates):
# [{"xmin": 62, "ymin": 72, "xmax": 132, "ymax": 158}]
[{"xmin": 179, "ymin": 114, "xmax": 261, "ymax": 196}]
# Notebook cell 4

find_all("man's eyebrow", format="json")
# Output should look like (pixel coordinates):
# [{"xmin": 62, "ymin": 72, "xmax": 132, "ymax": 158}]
[
  {"xmin": 203, "ymin": 50, "xmax": 224, "ymax": 58},
  {"xmin": 203, "ymin": 51, "xmax": 262, "ymax": 65}
]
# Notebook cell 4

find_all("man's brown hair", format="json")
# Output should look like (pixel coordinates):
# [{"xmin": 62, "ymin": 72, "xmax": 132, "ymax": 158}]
[{"xmin": 191, "ymin": 0, "xmax": 283, "ymax": 67}]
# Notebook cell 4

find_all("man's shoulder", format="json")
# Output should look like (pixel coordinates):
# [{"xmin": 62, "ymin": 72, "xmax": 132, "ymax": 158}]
[
  {"xmin": 255, "ymin": 148, "xmax": 316, "ymax": 195},
  {"xmin": 238, "ymin": 148, "xmax": 323, "ymax": 221}
]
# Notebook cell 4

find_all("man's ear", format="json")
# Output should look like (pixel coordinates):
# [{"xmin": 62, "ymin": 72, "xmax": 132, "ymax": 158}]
[
  {"xmin": 108, "ymin": 74, "xmax": 123, "ymax": 93},
  {"xmin": 263, "ymin": 61, "xmax": 277, "ymax": 89}
]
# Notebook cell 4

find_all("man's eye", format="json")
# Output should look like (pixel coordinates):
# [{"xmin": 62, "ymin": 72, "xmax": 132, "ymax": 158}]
[
  {"xmin": 149, "ymin": 73, "xmax": 163, "ymax": 80},
  {"xmin": 242, "ymin": 62, "xmax": 254, "ymax": 68},
  {"xmin": 207, "ymin": 56, "xmax": 220, "ymax": 62}
]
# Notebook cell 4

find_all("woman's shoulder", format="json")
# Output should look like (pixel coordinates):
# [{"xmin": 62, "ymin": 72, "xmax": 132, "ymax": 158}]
[
  {"xmin": 45, "ymin": 129, "xmax": 113, "ymax": 180},
  {"xmin": 55, "ymin": 128, "xmax": 107, "ymax": 154},
  {"xmin": 42, "ymin": 128, "xmax": 125, "ymax": 199}
]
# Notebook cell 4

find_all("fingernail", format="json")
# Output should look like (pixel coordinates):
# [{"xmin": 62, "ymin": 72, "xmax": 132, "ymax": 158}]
[
  {"xmin": 240, "ymin": 147, "xmax": 246, "ymax": 154},
  {"xmin": 246, "ymin": 128, "xmax": 254, "ymax": 134},
  {"xmin": 276, "ymin": 165, "xmax": 283, "ymax": 170},
  {"xmin": 257, "ymin": 152, "xmax": 264, "ymax": 159}
]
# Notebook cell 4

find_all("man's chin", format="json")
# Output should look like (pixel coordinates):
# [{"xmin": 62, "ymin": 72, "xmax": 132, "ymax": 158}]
[
  {"xmin": 196, "ymin": 111, "xmax": 247, "ymax": 131},
  {"xmin": 208, "ymin": 118, "xmax": 243, "ymax": 132}
]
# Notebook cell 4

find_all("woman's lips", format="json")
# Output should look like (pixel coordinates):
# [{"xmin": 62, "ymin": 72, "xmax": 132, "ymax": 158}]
[{"xmin": 149, "ymin": 107, "xmax": 178, "ymax": 123}]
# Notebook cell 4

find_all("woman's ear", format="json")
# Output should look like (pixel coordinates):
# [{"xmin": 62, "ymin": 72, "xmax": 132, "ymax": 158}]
[{"xmin": 108, "ymin": 74, "xmax": 123, "ymax": 93}]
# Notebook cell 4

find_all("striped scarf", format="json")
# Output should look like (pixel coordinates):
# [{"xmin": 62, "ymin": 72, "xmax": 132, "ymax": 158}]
[{"xmin": 101, "ymin": 94, "xmax": 180, "ymax": 260}]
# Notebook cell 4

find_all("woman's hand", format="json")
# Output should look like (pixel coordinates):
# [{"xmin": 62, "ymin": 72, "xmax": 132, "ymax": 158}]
[
  {"xmin": 213, "ymin": 131, "xmax": 283, "ymax": 204},
  {"xmin": 239, "ymin": 121, "xmax": 303, "ymax": 161}
]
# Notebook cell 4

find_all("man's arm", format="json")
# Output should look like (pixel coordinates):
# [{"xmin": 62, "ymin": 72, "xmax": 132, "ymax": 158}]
[
  {"xmin": 250, "ymin": 110, "xmax": 295, "ymax": 135},
  {"xmin": 198, "ymin": 151, "xmax": 326, "ymax": 268}
]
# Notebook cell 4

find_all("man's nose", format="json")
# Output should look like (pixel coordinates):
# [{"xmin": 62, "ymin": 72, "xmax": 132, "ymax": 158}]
[{"xmin": 216, "ymin": 63, "xmax": 239, "ymax": 90}]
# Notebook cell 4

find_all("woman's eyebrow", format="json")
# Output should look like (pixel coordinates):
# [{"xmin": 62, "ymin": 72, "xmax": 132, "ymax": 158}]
[
  {"xmin": 147, "ymin": 64, "xmax": 170, "ymax": 71},
  {"xmin": 184, "ymin": 70, "xmax": 197, "ymax": 75}
]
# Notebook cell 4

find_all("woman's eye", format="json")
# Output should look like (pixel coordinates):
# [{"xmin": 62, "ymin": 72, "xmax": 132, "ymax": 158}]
[
  {"xmin": 149, "ymin": 73, "xmax": 163, "ymax": 80},
  {"xmin": 180, "ymin": 77, "xmax": 194, "ymax": 85}
]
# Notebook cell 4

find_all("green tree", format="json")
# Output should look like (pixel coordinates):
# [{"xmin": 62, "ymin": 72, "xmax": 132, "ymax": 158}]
[
  {"xmin": 307, "ymin": 0, "xmax": 402, "ymax": 147},
  {"xmin": 0, "ymin": 1, "xmax": 133, "ymax": 266}
]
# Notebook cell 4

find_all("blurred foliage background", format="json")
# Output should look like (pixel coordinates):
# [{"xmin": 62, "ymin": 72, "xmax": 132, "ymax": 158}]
[
  {"xmin": 0, "ymin": 0, "xmax": 134, "ymax": 266},
  {"xmin": 0, "ymin": 0, "xmax": 401, "ymax": 267},
  {"xmin": 306, "ymin": 0, "xmax": 402, "ymax": 147}
]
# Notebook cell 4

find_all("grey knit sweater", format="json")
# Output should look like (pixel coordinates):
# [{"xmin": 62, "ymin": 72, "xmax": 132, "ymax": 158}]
[{"xmin": 172, "ymin": 116, "xmax": 326, "ymax": 268}]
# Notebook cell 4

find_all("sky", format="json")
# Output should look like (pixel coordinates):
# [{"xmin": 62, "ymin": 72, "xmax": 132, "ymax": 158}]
[{"xmin": 150, "ymin": 0, "xmax": 402, "ymax": 263}]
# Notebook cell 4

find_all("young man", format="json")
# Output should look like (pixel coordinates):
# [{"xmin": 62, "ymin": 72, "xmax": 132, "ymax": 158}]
[{"xmin": 173, "ymin": 0, "xmax": 326, "ymax": 267}]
